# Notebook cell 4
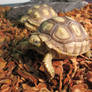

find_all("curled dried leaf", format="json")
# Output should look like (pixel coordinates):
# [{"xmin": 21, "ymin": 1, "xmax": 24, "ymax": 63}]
[
  {"xmin": 39, "ymin": 88, "xmax": 50, "ymax": 92},
  {"xmin": 87, "ymin": 71, "xmax": 92, "ymax": 83},
  {"xmin": 71, "ymin": 83, "xmax": 88, "ymax": 92}
]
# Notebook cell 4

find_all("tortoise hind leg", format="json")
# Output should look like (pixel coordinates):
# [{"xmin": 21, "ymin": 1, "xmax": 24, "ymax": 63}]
[{"xmin": 42, "ymin": 53, "xmax": 55, "ymax": 80}]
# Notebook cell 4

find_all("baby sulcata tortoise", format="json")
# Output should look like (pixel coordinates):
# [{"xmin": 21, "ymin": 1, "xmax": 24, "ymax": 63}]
[
  {"xmin": 28, "ymin": 16, "xmax": 90, "ymax": 79},
  {"xmin": 20, "ymin": 4, "xmax": 57, "ymax": 32}
]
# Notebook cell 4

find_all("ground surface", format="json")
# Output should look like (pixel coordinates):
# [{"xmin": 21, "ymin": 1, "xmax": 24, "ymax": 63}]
[{"xmin": 0, "ymin": 3, "xmax": 92, "ymax": 92}]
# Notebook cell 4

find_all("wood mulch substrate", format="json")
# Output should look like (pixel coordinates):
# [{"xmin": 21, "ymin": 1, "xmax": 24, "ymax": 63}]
[{"xmin": 0, "ymin": 3, "xmax": 92, "ymax": 92}]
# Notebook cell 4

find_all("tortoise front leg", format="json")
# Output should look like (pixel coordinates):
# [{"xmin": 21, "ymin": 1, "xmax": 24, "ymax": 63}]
[{"xmin": 42, "ymin": 53, "xmax": 55, "ymax": 80}]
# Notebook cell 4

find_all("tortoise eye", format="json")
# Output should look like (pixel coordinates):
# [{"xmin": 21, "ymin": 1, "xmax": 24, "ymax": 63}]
[
  {"xmin": 29, "ymin": 35, "xmax": 41, "ymax": 47},
  {"xmin": 34, "ymin": 40, "xmax": 39, "ymax": 44}
]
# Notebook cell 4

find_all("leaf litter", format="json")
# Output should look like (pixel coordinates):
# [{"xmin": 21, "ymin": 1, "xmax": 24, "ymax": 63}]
[{"xmin": 0, "ymin": 3, "xmax": 92, "ymax": 92}]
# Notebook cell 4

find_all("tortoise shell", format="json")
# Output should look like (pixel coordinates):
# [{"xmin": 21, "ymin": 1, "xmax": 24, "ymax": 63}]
[
  {"xmin": 39, "ymin": 16, "xmax": 90, "ymax": 56},
  {"xmin": 20, "ymin": 4, "xmax": 57, "ymax": 31}
]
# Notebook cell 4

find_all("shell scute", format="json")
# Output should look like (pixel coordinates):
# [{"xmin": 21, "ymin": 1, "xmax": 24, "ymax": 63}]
[
  {"xmin": 53, "ymin": 17, "xmax": 65, "ymax": 23},
  {"xmin": 40, "ymin": 21, "xmax": 54, "ymax": 34},
  {"xmin": 34, "ymin": 11, "xmax": 41, "ymax": 18},
  {"xmin": 42, "ymin": 9, "xmax": 50, "ymax": 16},
  {"xmin": 73, "ymin": 42, "xmax": 81, "ymax": 55},
  {"xmin": 54, "ymin": 26, "xmax": 70, "ymax": 40},
  {"xmin": 81, "ymin": 40, "xmax": 87, "ymax": 53},
  {"xmin": 65, "ymin": 42, "xmax": 75, "ymax": 55},
  {"xmin": 34, "ymin": 5, "xmax": 40, "ymax": 8},
  {"xmin": 70, "ymin": 23, "xmax": 82, "ymax": 37}
]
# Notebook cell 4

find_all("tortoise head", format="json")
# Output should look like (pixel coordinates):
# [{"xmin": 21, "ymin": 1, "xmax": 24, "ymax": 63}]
[{"xmin": 29, "ymin": 34, "xmax": 42, "ymax": 47}]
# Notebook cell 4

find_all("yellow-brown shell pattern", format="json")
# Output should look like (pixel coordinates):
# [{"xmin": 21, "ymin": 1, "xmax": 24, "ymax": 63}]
[
  {"xmin": 39, "ymin": 16, "xmax": 90, "ymax": 56},
  {"xmin": 20, "ymin": 4, "xmax": 57, "ymax": 28}
]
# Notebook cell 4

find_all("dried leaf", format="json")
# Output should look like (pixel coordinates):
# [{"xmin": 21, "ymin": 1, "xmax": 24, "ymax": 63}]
[
  {"xmin": 17, "ymin": 68, "xmax": 38, "ymax": 86},
  {"xmin": 22, "ymin": 83, "xmax": 39, "ymax": 92},
  {"xmin": 0, "ymin": 58, "xmax": 7, "ymax": 70}
]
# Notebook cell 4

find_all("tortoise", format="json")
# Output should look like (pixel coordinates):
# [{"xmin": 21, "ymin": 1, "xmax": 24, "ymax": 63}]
[
  {"xmin": 20, "ymin": 4, "xmax": 57, "ymax": 32},
  {"xmin": 20, "ymin": 16, "xmax": 90, "ymax": 79}
]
